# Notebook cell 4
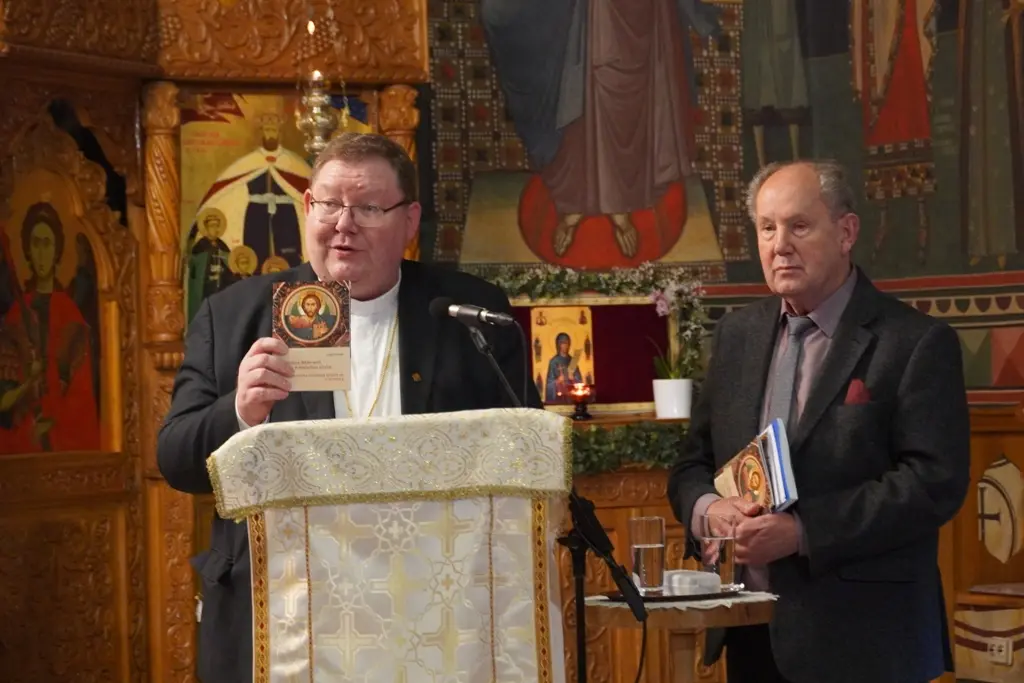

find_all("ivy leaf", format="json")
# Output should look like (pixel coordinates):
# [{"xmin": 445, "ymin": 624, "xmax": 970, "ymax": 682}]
[{"xmin": 571, "ymin": 421, "xmax": 688, "ymax": 475}]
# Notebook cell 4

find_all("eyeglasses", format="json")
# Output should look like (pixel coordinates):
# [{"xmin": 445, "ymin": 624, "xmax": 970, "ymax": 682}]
[{"xmin": 309, "ymin": 197, "xmax": 410, "ymax": 228}]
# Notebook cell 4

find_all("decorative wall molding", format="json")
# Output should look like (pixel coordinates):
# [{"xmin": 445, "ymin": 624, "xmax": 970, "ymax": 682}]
[
  {"xmin": 1, "ymin": 0, "xmax": 158, "ymax": 63},
  {"xmin": 156, "ymin": 0, "xmax": 428, "ymax": 83}
]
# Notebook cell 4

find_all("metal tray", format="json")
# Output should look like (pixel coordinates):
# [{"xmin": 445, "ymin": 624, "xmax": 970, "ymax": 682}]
[{"xmin": 602, "ymin": 584, "xmax": 744, "ymax": 603}]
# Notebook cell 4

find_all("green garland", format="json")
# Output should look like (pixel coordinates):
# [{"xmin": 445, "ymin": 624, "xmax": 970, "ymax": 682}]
[
  {"xmin": 572, "ymin": 420, "xmax": 688, "ymax": 475},
  {"xmin": 479, "ymin": 261, "xmax": 695, "ymax": 300}
]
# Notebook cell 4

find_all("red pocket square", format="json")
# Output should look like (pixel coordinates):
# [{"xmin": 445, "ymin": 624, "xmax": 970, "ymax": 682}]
[{"xmin": 844, "ymin": 379, "xmax": 870, "ymax": 405}]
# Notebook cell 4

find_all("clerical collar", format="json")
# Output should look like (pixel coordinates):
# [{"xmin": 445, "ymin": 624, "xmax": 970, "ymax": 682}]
[{"xmin": 351, "ymin": 271, "xmax": 401, "ymax": 318}]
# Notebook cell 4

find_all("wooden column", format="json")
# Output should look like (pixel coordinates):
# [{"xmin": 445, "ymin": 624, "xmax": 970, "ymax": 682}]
[
  {"xmin": 144, "ymin": 81, "xmax": 185, "ymax": 344},
  {"xmin": 142, "ymin": 80, "xmax": 198, "ymax": 683},
  {"xmin": 380, "ymin": 84, "xmax": 422, "ymax": 262}
]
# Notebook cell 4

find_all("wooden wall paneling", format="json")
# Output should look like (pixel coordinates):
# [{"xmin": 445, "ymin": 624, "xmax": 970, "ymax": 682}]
[
  {"xmin": 0, "ymin": 0, "xmax": 157, "ymax": 62},
  {"xmin": 936, "ymin": 511, "xmax": 957, "ymax": 683},
  {"xmin": 0, "ymin": 64, "xmax": 145, "ymax": 681},
  {"xmin": 156, "ymin": 0, "xmax": 429, "ymax": 83},
  {"xmin": 0, "ymin": 454, "xmax": 136, "ymax": 681},
  {"xmin": 959, "ymin": 408, "xmax": 1024, "ymax": 590},
  {"xmin": 0, "ymin": 0, "xmax": 159, "ymax": 77},
  {"xmin": 947, "ymin": 408, "xmax": 1024, "ymax": 681}
]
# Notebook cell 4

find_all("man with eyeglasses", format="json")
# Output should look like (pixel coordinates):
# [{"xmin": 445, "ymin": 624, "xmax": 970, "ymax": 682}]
[{"xmin": 157, "ymin": 132, "xmax": 541, "ymax": 683}]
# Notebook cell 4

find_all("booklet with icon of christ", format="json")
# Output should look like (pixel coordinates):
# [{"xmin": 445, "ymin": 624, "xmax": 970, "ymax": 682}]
[
  {"xmin": 272, "ymin": 281, "xmax": 351, "ymax": 392},
  {"xmin": 713, "ymin": 418, "xmax": 797, "ymax": 512}
]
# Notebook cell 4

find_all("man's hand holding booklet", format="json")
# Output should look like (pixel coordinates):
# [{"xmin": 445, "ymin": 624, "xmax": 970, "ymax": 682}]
[{"xmin": 713, "ymin": 418, "xmax": 797, "ymax": 513}]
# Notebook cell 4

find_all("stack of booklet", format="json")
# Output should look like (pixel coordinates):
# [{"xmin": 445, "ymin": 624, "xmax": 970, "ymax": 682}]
[{"xmin": 713, "ymin": 418, "xmax": 798, "ymax": 512}]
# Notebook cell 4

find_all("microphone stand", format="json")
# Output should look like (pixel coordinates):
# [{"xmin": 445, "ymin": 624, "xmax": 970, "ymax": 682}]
[
  {"xmin": 559, "ymin": 492, "xmax": 647, "ymax": 683},
  {"xmin": 466, "ymin": 320, "xmax": 647, "ymax": 683},
  {"xmin": 467, "ymin": 325, "xmax": 522, "ymax": 408}
]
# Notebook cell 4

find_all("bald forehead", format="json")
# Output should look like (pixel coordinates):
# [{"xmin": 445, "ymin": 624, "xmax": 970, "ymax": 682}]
[{"xmin": 755, "ymin": 164, "xmax": 824, "ymax": 217}]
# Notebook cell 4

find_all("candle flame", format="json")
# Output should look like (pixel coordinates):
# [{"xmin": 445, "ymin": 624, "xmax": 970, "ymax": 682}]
[
  {"xmin": 569, "ymin": 382, "xmax": 591, "ymax": 399},
  {"xmin": 307, "ymin": 20, "xmax": 315, "ymax": 35}
]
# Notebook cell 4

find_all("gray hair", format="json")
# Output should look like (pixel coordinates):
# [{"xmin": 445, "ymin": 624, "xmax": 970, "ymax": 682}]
[{"xmin": 745, "ymin": 159, "xmax": 857, "ymax": 224}]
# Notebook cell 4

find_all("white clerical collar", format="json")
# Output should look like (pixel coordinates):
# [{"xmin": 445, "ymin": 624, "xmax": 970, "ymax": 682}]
[{"xmin": 351, "ymin": 271, "xmax": 401, "ymax": 318}]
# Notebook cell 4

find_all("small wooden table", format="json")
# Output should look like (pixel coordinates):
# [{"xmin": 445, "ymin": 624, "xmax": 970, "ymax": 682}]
[{"xmin": 586, "ymin": 592, "xmax": 776, "ymax": 683}]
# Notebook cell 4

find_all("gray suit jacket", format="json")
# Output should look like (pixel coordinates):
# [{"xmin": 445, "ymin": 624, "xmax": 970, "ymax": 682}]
[{"xmin": 667, "ymin": 269, "xmax": 970, "ymax": 683}]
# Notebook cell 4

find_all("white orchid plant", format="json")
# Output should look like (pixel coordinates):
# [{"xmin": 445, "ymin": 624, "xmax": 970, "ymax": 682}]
[{"xmin": 649, "ymin": 278, "xmax": 706, "ymax": 379}]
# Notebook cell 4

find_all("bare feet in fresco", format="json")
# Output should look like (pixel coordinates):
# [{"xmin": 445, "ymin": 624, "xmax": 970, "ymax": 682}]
[
  {"xmin": 553, "ymin": 214, "xmax": 582, "ymax": 256},
  {"xmin": 611, "ymin": 213, "xmax": 638, "ymax": 258}
]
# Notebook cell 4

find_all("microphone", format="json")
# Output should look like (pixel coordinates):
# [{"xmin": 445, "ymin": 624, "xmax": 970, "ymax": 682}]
[
  {"xmin": 428, "ymin": 296, "xmax": 516, "ymax": 327},
  {"xmin": 429, "ymin": 295, "xmax": 527, "ymax": 407}
]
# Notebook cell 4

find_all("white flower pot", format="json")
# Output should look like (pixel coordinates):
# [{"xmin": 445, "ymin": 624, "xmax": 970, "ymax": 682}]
[{"xmin": 653, "ymin": 378, "xmax": 692, "ymax": 419}]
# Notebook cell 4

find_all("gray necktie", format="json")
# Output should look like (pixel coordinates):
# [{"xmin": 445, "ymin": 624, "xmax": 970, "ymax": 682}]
[{"xmin": 765, "ymin": 315, "xmax": 816, "ymax": 431}]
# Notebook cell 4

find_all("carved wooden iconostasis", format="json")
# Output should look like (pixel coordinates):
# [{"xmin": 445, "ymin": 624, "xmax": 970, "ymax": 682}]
[
  {"xmin": 0, "ymin": 69, "xmax": 150, "ymax": 682},
  {"xmin": 0, "ymin": 1, "xmax": 429, "ymax": 682}
]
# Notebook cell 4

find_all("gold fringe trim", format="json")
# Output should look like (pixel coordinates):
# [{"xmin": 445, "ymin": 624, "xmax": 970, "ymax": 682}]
[
  {"xmin": 304, "ymin": 507, "xmax": 314, "ymax": 683},
  {"xmin": 532, "ymin": 499, "xmax": 553, "ymax": 683},
  {"xmin": 250, "ymin": 513, "xmax": 270, "ymax": 683},
  {"xmin": 488, "ymin": 496, "xmax": 498, "ymax": 683}
]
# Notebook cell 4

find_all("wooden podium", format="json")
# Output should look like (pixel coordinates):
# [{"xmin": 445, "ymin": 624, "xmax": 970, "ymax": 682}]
[
  {"xmin": 207, "ymin": 407, "xmax": 572, "ymax": 683},
  {"xmin": 586, "ymin": 593, "xmax": 776, "ymax": 683}
]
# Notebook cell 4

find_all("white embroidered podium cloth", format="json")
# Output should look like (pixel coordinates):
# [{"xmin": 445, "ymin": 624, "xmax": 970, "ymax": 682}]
[{"xmin": 208, "ymin": 407, "xmax": 571, "ymax": 683}]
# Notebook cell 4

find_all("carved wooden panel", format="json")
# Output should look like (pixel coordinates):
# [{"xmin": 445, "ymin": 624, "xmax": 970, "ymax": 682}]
[
  {"xmin": 0, "ymin": 66, "xmax": 144, "ymax": 681},
  {"xmin": 0, "ymin": 67, "xmax": 142, "ymax": 202},
  {"xmin": 960, "ymin": 409, "xmax": 1024, "ymax": 589},
  {"xmin": 145, "ymin": 480, "xmax": 199, "ymax": 683},
  {"xmin": 1, "ymin": 0, "xmax": 158, "ymax": 62},
  {"xmin": 0, "ymin": 505, "xmax": 132, "ymax": 681},
  {"xmin": 157, "ymin": 0, "xmax": 428, "ymax": 82}
]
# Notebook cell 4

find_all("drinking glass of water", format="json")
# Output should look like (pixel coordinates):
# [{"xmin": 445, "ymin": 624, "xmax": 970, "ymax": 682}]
[
  {"xmin": 698, "ymin": 513, "xmax": 741, "ymax": 590},
  {"xmin": 629, "ymin": 516, "xmax": 666, "ymax": 594}
]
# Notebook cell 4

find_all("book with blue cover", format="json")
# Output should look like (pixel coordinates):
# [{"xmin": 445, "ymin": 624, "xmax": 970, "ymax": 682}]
[{"xmin": 713, "ymin": 418, "xmax": 797, "ymax": 512}]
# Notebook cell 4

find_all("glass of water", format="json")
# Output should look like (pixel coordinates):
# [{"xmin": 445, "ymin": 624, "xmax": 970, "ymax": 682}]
[
  {"xmin": 629, "ymin": 516, "xmax": 666, "ymax": 594},
  {"xmin": 698, "ymin": 513, "xmax": 740, "ymax": 590}
]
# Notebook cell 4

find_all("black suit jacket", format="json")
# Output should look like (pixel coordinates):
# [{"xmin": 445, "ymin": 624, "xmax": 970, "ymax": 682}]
[
  {"xmin": 667, "ymin": 270, "xmax": 970, "ymax": 683},
  {"xmin": 157, "ymin": 260, "xmax": 541, "ymax": 683}
]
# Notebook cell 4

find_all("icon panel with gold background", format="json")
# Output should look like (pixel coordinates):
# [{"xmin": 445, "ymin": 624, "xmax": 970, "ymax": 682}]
[
  {"xmin": 2, "ymin": 180, "xmax": 104, "ymax": 453},
  {"xmin": 178, "ymin": 91, "xmax": 375, "ymax": 328},
  {"xmin": 530, "ymin": 305, "xmax": 595, "ymax": 405}
]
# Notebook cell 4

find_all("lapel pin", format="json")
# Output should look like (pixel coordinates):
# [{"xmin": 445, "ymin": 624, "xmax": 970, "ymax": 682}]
[{"xmin": 411, "ymin": 372, "xmax": 422, "ymax": 382}]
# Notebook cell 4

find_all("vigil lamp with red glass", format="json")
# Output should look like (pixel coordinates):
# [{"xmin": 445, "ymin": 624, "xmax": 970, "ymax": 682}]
[{"xmin": 569, "ymin": 382, "xmax": 594, "ymax": 421}]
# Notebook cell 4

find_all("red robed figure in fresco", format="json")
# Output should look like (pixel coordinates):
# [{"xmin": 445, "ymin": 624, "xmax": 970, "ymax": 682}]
[
  {"xmin": 851, "ymin": 0, "xmax": 937, "ymax": 262},
  {"xmin": 0, "ymin": 204, "xmax": 100, "ymax": 454}
]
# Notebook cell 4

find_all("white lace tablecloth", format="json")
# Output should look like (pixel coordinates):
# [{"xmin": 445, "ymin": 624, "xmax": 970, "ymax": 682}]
[{"xmin": 585, "ymin": 590, "xmax": 778, "ymax": 611}]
